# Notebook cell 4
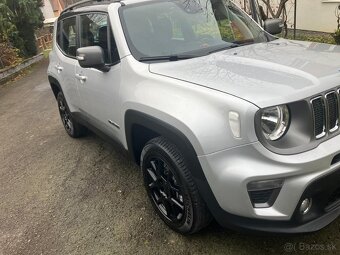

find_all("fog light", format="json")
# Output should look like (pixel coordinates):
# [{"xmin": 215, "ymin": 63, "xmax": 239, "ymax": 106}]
[
  {"xmin": 247, "ymin": 179, "xmax": 284, "ymax": 208},
  {"xmin": 300, "ymin": 198, "xmax": 312, "ymax": 215}
]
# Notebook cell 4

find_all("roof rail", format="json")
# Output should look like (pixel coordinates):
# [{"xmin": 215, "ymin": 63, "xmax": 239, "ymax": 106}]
[{"xmin": 61, "ymin": 0, "xmax": 120, "ymax": 15}]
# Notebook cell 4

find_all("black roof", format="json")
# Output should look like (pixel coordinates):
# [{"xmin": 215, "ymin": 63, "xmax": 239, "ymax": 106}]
[{"xmin": 59, "ymin": 0, "xmax": 121, "ymax": 19}]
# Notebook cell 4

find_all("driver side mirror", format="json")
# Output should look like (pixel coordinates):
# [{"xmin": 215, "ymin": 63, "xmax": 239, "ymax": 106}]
[
  {"xmin": 76, "ymin": 46, "xmax": 110, "ymax": 72},
  {"xmin": 264, "ymin": 19, "xmax": 284, "ymax": 35}
]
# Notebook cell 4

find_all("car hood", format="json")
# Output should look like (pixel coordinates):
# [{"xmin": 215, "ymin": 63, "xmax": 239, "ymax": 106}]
[{"xmin": 149, "ymin": 39, "xmax": 340, "ymax": 108}]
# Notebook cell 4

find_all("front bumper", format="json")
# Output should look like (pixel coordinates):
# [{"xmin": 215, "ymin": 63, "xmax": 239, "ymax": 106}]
[
  {"xmin": 209, "ymin": 167, "xmax": 340, "ymax": 233},
  {"xmin": 198, "ymin": 134, "xmax": 340, "ymax": 233}
]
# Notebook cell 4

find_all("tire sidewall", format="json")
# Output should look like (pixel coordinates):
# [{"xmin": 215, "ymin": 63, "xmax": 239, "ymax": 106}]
[
  {"xmin": 57, "ymin": 92, "xmax": 75, "ymax": 137},
  {"xmin": 141, "ymin": 142, "xmax": 195, "ymax": 233}
]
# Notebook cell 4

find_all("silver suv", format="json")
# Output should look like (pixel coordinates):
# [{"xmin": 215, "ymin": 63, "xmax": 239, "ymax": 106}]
[{"xmin": 48, "ymin": 0, "xmax": 340, "ymax": 234}]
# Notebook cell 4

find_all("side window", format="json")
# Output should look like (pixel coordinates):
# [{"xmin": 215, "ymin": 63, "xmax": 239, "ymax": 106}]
[
  {"xmin": 59, "ymin": 17, "xmax": 77, "ymax": 57},
  {"xmin": 80, "ymin": 13, "xmax": 120, "ymax": 64},
  {"xmin": 56, "ymin": 21, "xmax": 61, "ymax": 48}
]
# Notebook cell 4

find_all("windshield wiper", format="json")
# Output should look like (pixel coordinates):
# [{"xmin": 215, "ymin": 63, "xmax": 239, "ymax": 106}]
[
  {"xmin": 208, "ymin": 44, "xmax": 240, "ymax": 54},
  {"xmin": 208, "ymin": 42, "xmax": 254, "ymax": 55},
  {"xmin": 139, "ymin": 55, "xmax": 198, "ymax": 62}
]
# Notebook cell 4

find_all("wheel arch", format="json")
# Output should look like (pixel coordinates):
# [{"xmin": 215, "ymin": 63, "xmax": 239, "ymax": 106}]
[
  {"xmin": 124, "ymin": 110, "xmax": 206, "ymax": 187},
  {"xmin": 124, "ymin": 110, "xmax": 225, "ymax": 220},
  {"xmin": 48, "ymin": 75, "xmax": 63, "ymax": 99}
]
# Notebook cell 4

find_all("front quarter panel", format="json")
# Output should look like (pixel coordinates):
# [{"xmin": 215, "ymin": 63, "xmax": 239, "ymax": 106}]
[{"xmin": 120, "ymin": 56, "xmax": 259, "ymax": 156}]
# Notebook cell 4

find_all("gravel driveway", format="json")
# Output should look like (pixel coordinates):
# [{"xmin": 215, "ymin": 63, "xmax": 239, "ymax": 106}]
[{"xmin": 0, "ymin": 59, "xmax": 339, "ymax": 255}]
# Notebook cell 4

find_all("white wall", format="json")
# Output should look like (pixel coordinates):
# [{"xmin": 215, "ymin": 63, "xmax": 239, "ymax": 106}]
[
  {"xmin": 291, "ymin": 0, "xmax": 340, "ymax": 33},
  {"xmin": 41, "ymin": 0, "xmax": 55, "ymax": 20}
]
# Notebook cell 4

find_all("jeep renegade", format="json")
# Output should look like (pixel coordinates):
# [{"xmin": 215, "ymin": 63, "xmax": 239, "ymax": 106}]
[{"xmin": 48, "ymin": 0, "xmax": 340, "ymax": 234}]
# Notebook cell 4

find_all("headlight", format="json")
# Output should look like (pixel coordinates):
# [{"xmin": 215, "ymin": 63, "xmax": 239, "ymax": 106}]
[{"xmin": 261, "ymin": 105, "xmax": 290, "ymax": 141}]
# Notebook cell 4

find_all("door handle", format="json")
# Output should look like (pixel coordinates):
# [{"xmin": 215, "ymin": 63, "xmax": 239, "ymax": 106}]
[
  {"xmin": 54, "ymin": 65, "xmax": 63, "ymax": 72},
  {"xmin": 75, "ymin": 74, "xmax": 87, "ymax": 82}
]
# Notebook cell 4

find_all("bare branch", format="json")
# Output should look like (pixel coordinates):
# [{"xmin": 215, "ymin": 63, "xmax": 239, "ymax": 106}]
[
  {"xmin": 275, "ymin": 0, "xmax": 289, "ymax": 18},
  {"xmin": 260, "ymin": 0, "xmax": 275, "ymax": 18}
]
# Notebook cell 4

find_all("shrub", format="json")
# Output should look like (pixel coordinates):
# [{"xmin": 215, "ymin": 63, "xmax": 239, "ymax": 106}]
[
  {"xmin": 0, "ymin": 41, "xmax": 22, "ymax": 70},
  {"xmin": 332, "ymin": 29, "xmax": 340, "ymax": 45}
]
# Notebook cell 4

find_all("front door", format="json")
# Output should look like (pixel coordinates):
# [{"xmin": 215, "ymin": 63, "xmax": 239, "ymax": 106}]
[{"xmin": 75, "ymin": 13, "xmax": 122, "ymax": 139}]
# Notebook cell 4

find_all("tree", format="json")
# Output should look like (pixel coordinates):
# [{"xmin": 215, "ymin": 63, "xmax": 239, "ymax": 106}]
[
  {"xmin": 0, "ymin": 0, "xmax": 21, "ymax": 68},
  {"xmin": 0, "ymin": 0, "xmax": 44, "ymax": 58},
  {"xmin": 8, "ymin": 0, "xmax": 44, "ymax": 57}
]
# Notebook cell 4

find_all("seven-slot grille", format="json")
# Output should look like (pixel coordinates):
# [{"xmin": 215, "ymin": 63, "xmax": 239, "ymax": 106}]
[{"xmin": 311, "ymin": 91, "xmax": 339, "ymax": 139}]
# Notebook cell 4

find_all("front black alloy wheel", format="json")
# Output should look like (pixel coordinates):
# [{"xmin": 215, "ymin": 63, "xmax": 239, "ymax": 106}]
[
  {"xmin": 145, "ymin": 157, "xmax": 186, "ymax": 224},
  {"xmin": 56, "ymin": 92, "xmax": 86, "ymax": 138},
  {"xmin": 141, "ymin": 137, "xmax": 212, "ymax": 234}
]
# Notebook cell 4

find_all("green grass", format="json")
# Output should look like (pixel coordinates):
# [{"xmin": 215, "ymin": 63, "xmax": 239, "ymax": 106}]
[
  {"xmin": 43, "ymin": 49, "xmax": 52, "ymax": 58},
  {"xmin": 285, "ymin": 30, "xmax": 336, "ymax": 44}
]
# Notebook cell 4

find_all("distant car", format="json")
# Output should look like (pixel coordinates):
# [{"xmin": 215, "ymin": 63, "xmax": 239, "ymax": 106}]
[{"xmin": 48, "ymin": 0, "xmax": 340, "ymax": 234}]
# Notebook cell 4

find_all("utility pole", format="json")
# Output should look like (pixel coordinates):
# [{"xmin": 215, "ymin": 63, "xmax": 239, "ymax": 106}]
[{"xmin": 294, "ymin": 0, "xmax": 297, "ymax": 39}]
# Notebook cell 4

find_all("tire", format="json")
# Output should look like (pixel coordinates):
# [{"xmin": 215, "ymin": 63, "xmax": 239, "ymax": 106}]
[
  {"xmin": 141, "ymin": 137, "xmax": 212, "ymax": 234},
  {"xmin": 56, "ymin": 92, "xmax": 87, "ymax": 138}
]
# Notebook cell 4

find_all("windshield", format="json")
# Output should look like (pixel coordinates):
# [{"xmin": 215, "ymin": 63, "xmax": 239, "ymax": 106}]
[{"xmin": 119, "ymin": 0, "xmax": 272, "ymax": 61}]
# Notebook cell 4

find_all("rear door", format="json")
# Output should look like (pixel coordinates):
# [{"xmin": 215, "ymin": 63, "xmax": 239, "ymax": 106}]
[
  {"xmin": 75, "ymin": 12, "xmax": 121, "ymax": 138},
  {"xmin": 54, "ymin": 16, "xmax": 81, "ymax": 111}
]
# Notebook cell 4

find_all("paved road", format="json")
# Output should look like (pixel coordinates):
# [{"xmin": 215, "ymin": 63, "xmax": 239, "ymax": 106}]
[{"xmin": 0, "ymin": 59, "xmax": 339, "ymax": 255}]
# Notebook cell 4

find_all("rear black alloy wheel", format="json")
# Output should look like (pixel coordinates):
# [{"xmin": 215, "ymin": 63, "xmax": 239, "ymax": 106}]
[
  {"xmin": 56, "ymin": 92, "xmax": 86, "ymax": 138},
  {"xmin": 141, "ymin": 137, "xmax": 212, "ymax": 234},
  {"xmin": 58, "ymin": 96, "xmax": 74, "ymax": 135}
]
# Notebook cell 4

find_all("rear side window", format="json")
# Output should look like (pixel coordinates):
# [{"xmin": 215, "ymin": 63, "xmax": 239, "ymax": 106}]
[
  {"xmin": 80, "ymin": 13, "xmax": 120, "ymax": 64},
  {"xmin": 56, "ymin": 21, "xmax": 61, "ymax": 49},
  {"xmin": 58, "ymin": 17, "xmax": 77, "ymax": 57}
]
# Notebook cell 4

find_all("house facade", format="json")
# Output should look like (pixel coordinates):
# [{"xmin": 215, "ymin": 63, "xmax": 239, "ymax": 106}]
[
  {"xmin": 37, "ymin": 0, "xmax": 66, "ymax": 52},
  {"xmin": 234, "ymin": 0, "xmax": 340, "ymax": 33},
  {"xmin": 40, "ymin": 0, "xmax": 65, "ymax": 25}
]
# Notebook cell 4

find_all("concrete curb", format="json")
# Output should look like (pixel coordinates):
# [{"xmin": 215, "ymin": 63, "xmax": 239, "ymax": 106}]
[{"xmin": 0, "ymin": 54, "xmax": 44, "ymax": 84}]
